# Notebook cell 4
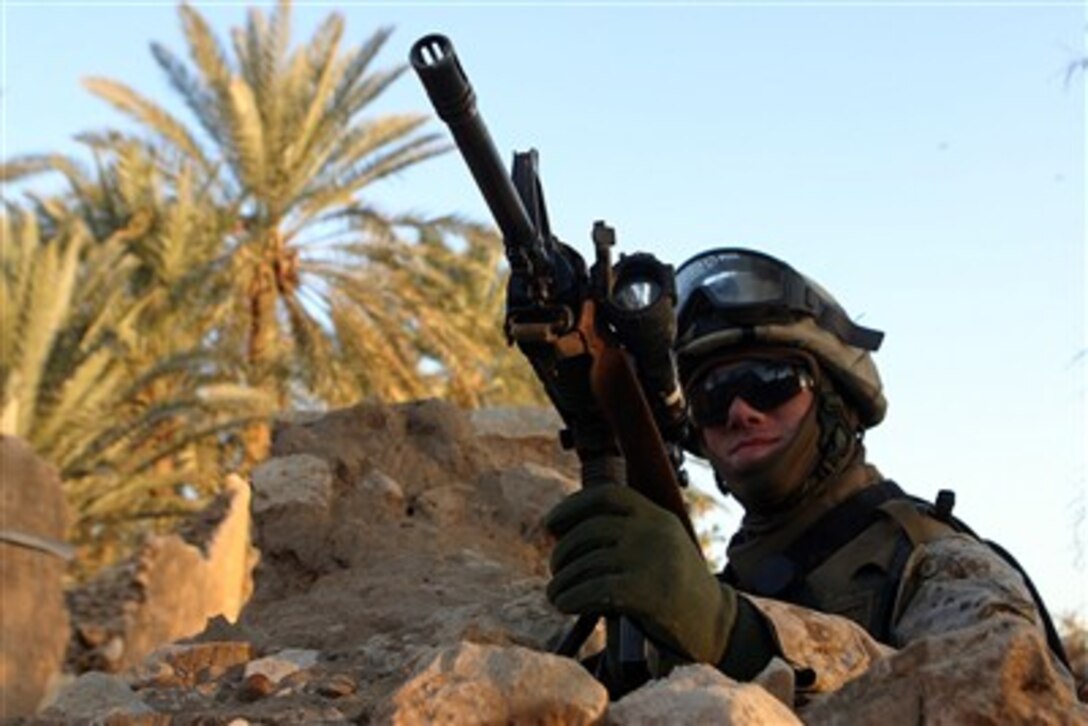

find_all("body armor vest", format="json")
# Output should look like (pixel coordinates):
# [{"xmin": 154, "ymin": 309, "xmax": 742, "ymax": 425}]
[{"xmin": 720, "ymin": 480, "xmax": 1071, "ymax": 669}]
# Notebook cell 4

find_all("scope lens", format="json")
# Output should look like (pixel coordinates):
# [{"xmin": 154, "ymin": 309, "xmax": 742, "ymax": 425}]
[{"xmin": 613, "ymin": 278, "xmax": 662, "ymax": 311}]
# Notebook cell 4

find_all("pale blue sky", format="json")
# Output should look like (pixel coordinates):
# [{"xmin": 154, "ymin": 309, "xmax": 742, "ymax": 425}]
[{"xmin": 2, "ymin": 2, "xmax": 1085, "ymax": 618}]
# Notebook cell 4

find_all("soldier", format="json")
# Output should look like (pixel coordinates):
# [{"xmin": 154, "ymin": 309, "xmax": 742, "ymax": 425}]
[{"xmin": 545, "ymin": 248, "xmax": 1079, "ymax": 711}]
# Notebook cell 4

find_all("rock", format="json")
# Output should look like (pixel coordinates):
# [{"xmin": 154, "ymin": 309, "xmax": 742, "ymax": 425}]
[
  {"xmin": 356, "ymin": 634, "xmax": 416, "ymax": 680},
  {"xmin": 608, "ymin": 664, "xmax": 802, "ymax": 725},
  {"xmin": 78, "ymin": 623, "xmax": 110, "ymax": 648},
  {"xmin": 269, "ymin": 399, "xmax": 571, "ymax": 500},
  {"xmin": 42, "ymin": 671, "xmax": 157, "ymax": 721},
  {"xmin": 128, "ymin": 660, "xmax": 179, "ymax": 690},
  {"xmin": 378, "ymin": 641, "xmax": 608, "ymax": 725},
  {"xmin": 317, "ymin": 673, "xmax": 358, "ymax": 698},
  {"xmin": 121, "ymin": 479, "xmax": 255, "ymax": 671},
  {"xmin": 239, "ymin": 672, "xmax": 277, "ymax": 702},
  {"xmin": 47, "ymin": 400, "xmax": 1087, "ymax": 723},
  {"xmin": 749, "ymin": 594, "xmax": 892, "ymax": 694},
  {"xmin": 411, "ymin": 484, "xmax": 473, "ymax": 525},
  {"xmin": 799, "ymin": 616, "xmax": 1088, "ymax": 724},
  {"xmin": 243, "ymin": 648, "xmax": 320, "ymax": 684},
  {"xmin": 100, "ymin": 635, "xmax": 126, "ymax": 663},
  {"xmin": 469, "ymin": 406, "xmax": 563, "ymax": 440},
  {"xmin": 250, "ymin": 455, "xmax": 339, "ymax": 574},
  {"xmin": 0, "ymin": 435, "xmax": 71, "ymax": 718},
  {"xmin": 358, "ymin": 469, "xmax": 406, "ymax": 511},
  {"xmin": 752, "ymin": 657, "xmax": 796, "ymax": 708},
  {"xmin": 190, "ymin": 613, "xmax": 273, "ymax": 653},
  {"xmin": 251, "ymin": 454, "xmax": 334, "ymax": 515},
  {"xmin": 477, "ymin": 462, "xmax": 578, "ymax": 538},
  {"xmin": 433, "ymin": 588, "xmax": 572, "ymax": 653},
  {"xmin": 196, "ymin": 664, "xmax": 227, "ymax": 683},
  {"xmin": 66, "ymin": 476, "xmax": 257, "ymax": 673},
  {"xmin": 139, "ymin": 641, "xmax": 254, "ymax": 688}
]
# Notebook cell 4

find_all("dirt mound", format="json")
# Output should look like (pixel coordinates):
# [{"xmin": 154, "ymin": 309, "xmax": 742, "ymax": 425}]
[
  {"xmin": 30, "ymin": 398, "xmax": 1086, "ymax": 723},
  {"xmin": 44, "ymin": 399, "xmax": 584, "ymax": 722}
]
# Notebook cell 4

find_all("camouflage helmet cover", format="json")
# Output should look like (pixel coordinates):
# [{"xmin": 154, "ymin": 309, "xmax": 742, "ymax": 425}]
[{"xmin": 674, "ymin": 248, "xmax": 887, "ymax": 428}]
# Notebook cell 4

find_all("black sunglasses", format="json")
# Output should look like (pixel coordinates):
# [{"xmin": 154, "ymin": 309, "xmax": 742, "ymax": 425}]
[{"xmin": 689, "ymin": 360, "xmax": 813, "ymax": 427}]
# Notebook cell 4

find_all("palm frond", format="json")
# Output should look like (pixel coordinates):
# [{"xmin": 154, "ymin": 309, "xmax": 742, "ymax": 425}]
[
  {"xmin": 150, "ymin": 41, "xmax": 225, "ymax": 152},
  {"xmin": 340, "ymin": 64, "xmax": 408, "ymax": 120},
  {"xmin": 289, "ymin": 14, "xmax": 345, "ymax": 170},
  {"xmin": 1, "ymin": 154, "xmax": 84, "ymax": 186},
  {"xmin": 82, "ymin": 77, "xmax": 212, "ymax": 171},
  {"xmin": 178, "ymin": 3, "xmax": 234, "ymax": 94},
  {"xmin": 126, "ymin": 413, "xmax": 270, "ymax": 478},
  {"xmin": 308, "ymin": 135, "xmax": 446, "ymax": 218},
  {"xmin": 329, "ymin": 27, "xmax": 393, "ymax": 113},
  {"xmin": 225, "ymin": 76, "xmax": 267, "ymax": 190},
  {"xmin": 4, "ymin": 216, "xmax": 86, "ymax": 436}
]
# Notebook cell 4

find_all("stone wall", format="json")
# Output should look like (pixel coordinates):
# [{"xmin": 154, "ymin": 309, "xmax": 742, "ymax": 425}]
[
  {"xmin": 66, "ymin": 475, "xmax": 257, "ymax": 675},
  {"xmin": 0, "ymin": 436, "xmax": 71, "ymax": 717}
]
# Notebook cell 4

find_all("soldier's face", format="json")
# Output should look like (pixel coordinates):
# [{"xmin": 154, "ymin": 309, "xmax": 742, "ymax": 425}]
[{"xmin": 699, "ymin": 379, "xmax": 815, "ymax": 478}]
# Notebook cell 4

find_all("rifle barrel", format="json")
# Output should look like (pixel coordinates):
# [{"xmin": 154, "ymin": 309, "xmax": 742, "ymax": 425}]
[{"xmin": 410, "ymin": 34, "xmax": 537, "ymax": 251}]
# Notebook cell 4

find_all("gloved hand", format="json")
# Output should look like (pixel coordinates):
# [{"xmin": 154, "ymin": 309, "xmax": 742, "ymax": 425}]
[{"xmin": 544, "ymin": 484, "xmax": 738, "ymax": 664}]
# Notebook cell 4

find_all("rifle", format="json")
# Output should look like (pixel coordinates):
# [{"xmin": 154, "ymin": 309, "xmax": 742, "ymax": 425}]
[{"xmin": 409, "ymin": 34, "xmax": 698, "ymax": 662}]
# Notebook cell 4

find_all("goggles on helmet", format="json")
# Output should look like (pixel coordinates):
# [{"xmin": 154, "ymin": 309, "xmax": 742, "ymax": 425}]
[
  {"xmin": 689, "ymin": 360, "xmax": 813, "ymax": 428},
  {"xmin": 675, "ymin": 249, "xmax": 884, "ymax": 352}
]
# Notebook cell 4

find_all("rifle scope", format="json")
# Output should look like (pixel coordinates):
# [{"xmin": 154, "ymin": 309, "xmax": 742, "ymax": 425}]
[
  {"xmin": 608, "ymin": 253, "xmax": 689, "ymax": 441},
  {"xmin": 409, "ymin": 35, "xmax": 538, "ymax": 253}
]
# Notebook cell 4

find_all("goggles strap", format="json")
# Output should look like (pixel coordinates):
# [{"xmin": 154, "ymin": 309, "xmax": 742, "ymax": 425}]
[{"xmin": 814, "ymin": 306, "xmax": 884, "ymax": 352}]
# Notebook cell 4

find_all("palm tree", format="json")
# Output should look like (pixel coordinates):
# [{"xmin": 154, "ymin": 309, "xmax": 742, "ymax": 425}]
[
  {"xmin": 0, "ymin": 199, "xmax": 272, "ymax": 568},
  {"xmin": 2, "ymin": 136, "xmax": 275, "ymax": 570},
  {"xmin": 2, "ymin": 0, "xmax": 550, "ymax": 571},
  {"xmin": 80, "ymin": 2, "xmax": 461, "ymax": 444},
  {"xmin": 331, "ymin": 208, "xmax": 547, "ymax": 407}
]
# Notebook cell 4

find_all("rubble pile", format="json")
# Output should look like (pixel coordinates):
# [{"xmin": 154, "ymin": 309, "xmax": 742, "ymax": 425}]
[
  {"xmin": 10, "ymin": 399, "xmax": 1085, "ymax": 723},
  {"xmin": 65, "ymin": 476, "xmax": 256, "ymax": 675},
  {"xmin": 44, "ymin": 400, "xmax": 590, "ymax": 723}
]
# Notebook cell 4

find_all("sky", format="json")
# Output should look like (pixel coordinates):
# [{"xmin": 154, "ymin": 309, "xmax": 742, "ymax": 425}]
[{"xmin": 2, "ymin": 1, "xmax": 1085, "ymax": 619}]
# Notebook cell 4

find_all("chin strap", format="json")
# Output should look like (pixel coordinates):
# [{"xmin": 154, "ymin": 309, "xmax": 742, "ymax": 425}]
[{"xmin": 811, "ymin": 380, "xmax": 862, "ymax": 486}]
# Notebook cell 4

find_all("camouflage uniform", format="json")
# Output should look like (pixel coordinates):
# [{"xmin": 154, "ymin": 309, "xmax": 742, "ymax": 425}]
[
  {"xmin": 744, "ymin": 534, "xmax": 1084, "ymax": 721},
  {"xmin": 667, "ymin": 249, "xmax": 1083, "ymax": 719}
]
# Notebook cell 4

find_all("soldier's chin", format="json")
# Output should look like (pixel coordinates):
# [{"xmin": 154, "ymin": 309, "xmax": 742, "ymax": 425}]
[{"xmin": 726, "ymin": 441, "xmax": 781, "ymax": 471}]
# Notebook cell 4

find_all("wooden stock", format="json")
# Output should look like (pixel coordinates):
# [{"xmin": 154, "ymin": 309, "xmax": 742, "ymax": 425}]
[
  {"xmin": 553, "ymin": 299, "xmax": 701, "ymax": 659},
  {"xmin": 579, "ymin": 300, "xmax": 699, "ymax": 546}
]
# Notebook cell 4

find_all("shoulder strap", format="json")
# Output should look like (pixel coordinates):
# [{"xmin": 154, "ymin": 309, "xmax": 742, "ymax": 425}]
[
  {"xmin": 778, "ymin": 480, "xmax": 906, "ymax": 582},
  {"xmin": 877, "ymin": 498, "xmax": 954, "ymax": 547}
]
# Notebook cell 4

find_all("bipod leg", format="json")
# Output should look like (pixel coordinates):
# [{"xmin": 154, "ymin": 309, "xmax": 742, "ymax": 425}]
[{"xmin": 554, "ymin": 613, "xmax": 599, "ymax": 657}]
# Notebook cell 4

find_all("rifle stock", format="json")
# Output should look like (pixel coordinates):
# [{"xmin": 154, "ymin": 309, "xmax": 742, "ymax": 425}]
[{"xmin": 581, "ymin": 300, "xmax": 698, "ymax": 543}]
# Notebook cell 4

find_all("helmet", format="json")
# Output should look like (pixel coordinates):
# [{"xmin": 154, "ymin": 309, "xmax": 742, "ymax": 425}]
[{"xmin": 674, "ymin": 248, "xmax": 887, "ymax": 428}]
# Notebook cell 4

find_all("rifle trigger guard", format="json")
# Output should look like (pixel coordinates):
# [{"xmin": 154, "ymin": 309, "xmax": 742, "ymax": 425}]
[
  {"xmin": 506, "ymin": 305, "xmax": 578, "ymax": 345},
  {"xmin": 507, "ymin": 324, "xmax": 589, "ymax": 358}
]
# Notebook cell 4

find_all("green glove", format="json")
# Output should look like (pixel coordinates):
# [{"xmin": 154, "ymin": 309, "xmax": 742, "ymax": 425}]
[{"xmin": 545, "ymin": 484, "xmax": 738, "ymax": 664}]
